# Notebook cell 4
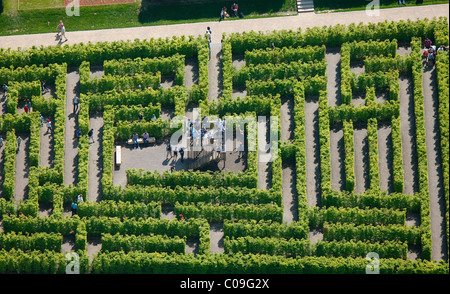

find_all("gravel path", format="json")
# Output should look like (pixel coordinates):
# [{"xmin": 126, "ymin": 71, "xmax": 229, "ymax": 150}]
[
  {"xmin": 422, "ymin": 65, "xmax": 448, "ymax": 261},
  {"xmin": 14, "ymin": 134, "xmax": 30, "ymax": 204},
  {"xmin": 282, "ymin": 164, "xmax": 298, "ymax": 223},
  {"xmin": 208, "ymin": 43, "xmax": 222, "ymax": 101},
  {"xmin": 185, "ymin": 57, "xmax": 199, "ymax": 88},
  {"xmin": 209, "ymin": 222, "xmax": 224, "ymax": 253},
  {"xmin": 64, "ymin": 69, "xmax": 80, "ymax": 186},
  {"xmin": 377, "ymin": 121, "xmax": 394, "ymax": 193},
  {"xmin": 398, "ymin": 75, "xmax": 419, "ymax": 195},
  {"xmin": 40, "ymin": 118, "xmax": 55, "ymax": 168},
  {"xmin": 88, "ymin": 113, "xmax": 104, "ymax": 202},
  {"xmin": 305, "ymin": 95, "xmax": 321, "ymax": 206},
  {"xmin": 258, "ymin": 116, "xmax": 271, "ymax": 190},
  {"xmin": 353, "ymin": 123, "xmax": 369, "ymax": 194},
  {"xmin": 281, "ymin": 97, "xmax": 294, "ymax": 142}
]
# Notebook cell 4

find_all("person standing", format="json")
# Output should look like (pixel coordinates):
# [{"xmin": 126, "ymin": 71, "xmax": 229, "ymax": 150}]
[
  {"xmin": 173, "ymin": 147, "xmax": 178, "ymax": 160},
  {"xmin": 73, "ymin": 97, "xmax": 79, "ymax": 113},
  {"xmin": 60, "ymin": 25, "xmax": 68, "ymax": 42},
  {"xmin": 231, "ymin": 3, "xmax": 239, "ymax": 17},
  {"xmin": 57, "ymin": 20, "xmax": 64, "ymax": 36},
  {"xmin": 166, "ymin": 142, "xmax": 172, "ymax": 159},
  {"xmin": 24, "ymin": 105, "xmax": 29, "ymax": 114},
  {"xmin": 46, "ymin": 119, "xmax": 52, "ymax": 134},
  {"xmin": 17, "ymin": 136, "xmax": 22, "ymax": 151},
  {"xmin": 2, "ymin": 84, "xmax": 8, "ymax": 99},
  {"xmin": 40, "ymin": 114, "xmax": 44, "ymax": 126},
  {"xmin": 41, "ymin": 81, "xmax": 48, "ymax": 93},
  {"xmin": 71, "ymin": 201, "xmax": 78, "ymax": 216},
  {"xmin": 179, "ymin": 147, "xmax": 184, "ymax": 163},
  {"xmin": 88, "ymin": 129, "xmax": 94, "ymax": 143}
]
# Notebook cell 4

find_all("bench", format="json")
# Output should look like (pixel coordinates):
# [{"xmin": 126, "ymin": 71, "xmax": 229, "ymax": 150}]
[
  {"xmin": 115, "ymin": 146, "xmax": 122, "ymax": 166},
  {"xmin": 127, "ymin": 137, "xmax": 156, "ymax": 145}
]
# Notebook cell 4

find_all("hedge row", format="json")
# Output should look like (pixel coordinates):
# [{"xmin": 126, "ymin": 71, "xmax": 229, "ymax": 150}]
[
  {"xmin": 224, "ymin": 236, "xmax": 407, "ymax": 259},
  {"xmin": 367, "ymin": 116, "xmax": 380, "ymax": 190},
  {"xmin": 308, "ymin": 206, "xmax": 405, "ymax": 227},
  {"xmin": 103, "ymin": 185, "xmax": 280, "ymax": 206},
  {"xmin": 223, "ymin": 219, "xmax": 308, "ymax": 240},
  {"xmin": 126, "ymin": 169, "xmax": 258, "ymax": 189},
  {"xmin": 0, "ymin": 36, "xmax": 203, "ymax": 67},
  {"xmin": 0, "ymin": 249, "xmax": 90, "ymax": 274},
  {"xmin": 343, "ymin": 119, "xmax": 355, "ymax": 192},
  {"xmin": 81, "ymin": 71, "xmax": 161, "ymax": 94},
  {"xmin": 233, "ymin": 60, "xmax": 327, "ymax": 86},
  {"xmin": 77, "ymin": 200, "xmax": 162, "ymax": 219},
  {"xmin": 101, "ymin": 233, "xmax": 186, "ymax": 254},
  {"xmin": 0, "ymin": 232, "xmax": 62, "ymax": 252},
  {"xmin": 174, "ymin": 202, "xmax": 283, "ymax": 222},
  {"xmin": 435, "ymin": 51, "xmax": 449, "ymax": 256},
  {"xmin": 103, "ymin": 54, "xmax": 185, "ymax": 86},
  {"xmin": 244, "ymin": 45, "xmax": 326, "ymax": 65},
  {"xmin": 225, "ymin": 18, "xmax": 446, "ymax": 54},
  {"xmin": 323, "ymin": 222, "xmax": 421, "ymax": 245},
  {"xmin": 91, "ymin": 251, "xmax": 448, "ymax": 274},
  {"xmin": 321, "ymin": 190, "xmax": 420, "ymax": 212}
]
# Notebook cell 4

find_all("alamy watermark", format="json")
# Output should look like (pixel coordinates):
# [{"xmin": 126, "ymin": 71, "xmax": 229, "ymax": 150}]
[
  {"xmin": 168, "ymin": 109, "xmax": 278, "ymax": 163},
  {"xmin": 366, "ymin": 0, "xmax": 380, "ymax": 16},
  {"xmin": 66, "ymin": 0, "xmax": 80, "ymax": 17},
  {"xmin": 65, "ymin": 252, "xmax": 80, "ymax": 274},
  {"xmin": 365, "ymin": 252, "xmax": 380, "ymax": 274}
]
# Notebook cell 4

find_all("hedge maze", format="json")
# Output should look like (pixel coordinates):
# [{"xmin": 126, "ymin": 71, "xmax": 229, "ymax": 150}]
[{"xmin": 0, "ymin": 18, "xmax": 448, "ymax": 274}]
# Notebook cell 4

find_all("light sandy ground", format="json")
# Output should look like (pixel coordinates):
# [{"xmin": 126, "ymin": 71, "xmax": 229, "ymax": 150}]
[{"xmin": 1, "ymin": 4, "xmax": 448, "ymax": 50}]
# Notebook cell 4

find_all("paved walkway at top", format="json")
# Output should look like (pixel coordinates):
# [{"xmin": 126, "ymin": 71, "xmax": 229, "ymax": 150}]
[{"xmin": 0, "ymin": 4, "xmax": 448, "ymax": 50}]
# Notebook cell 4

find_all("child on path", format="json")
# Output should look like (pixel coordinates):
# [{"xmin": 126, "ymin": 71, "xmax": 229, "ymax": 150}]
[
  {"xmin": 60, "ymin": 25, "xmax": 68, "ymax": 42},
  {"xmin": 73, "ymin": 97, "xmax": 79, "ymax": 113},
  {"xmin": 166, "ymin": 142, "xmax": 172, "ymax": 159},
  {"xmin": 46, "ymin": 119, "xmax": 52, "ymax": 134},
  {"xmin": 17, "ymin": 136, "xmax": 22, "ymax": 151},
  {"xmin": 88, "ymin": 129, "xmax": 94, "ymax": 143}
]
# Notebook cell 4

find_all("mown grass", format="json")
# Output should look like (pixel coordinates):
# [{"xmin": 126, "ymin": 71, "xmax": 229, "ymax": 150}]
[
  {"xmin": 0, "ymin": 0, "xmax": 297, "ymax": 36},
  {"xmin": 313, "ymin": 0, "xmax": 449, "ymax": 12}
]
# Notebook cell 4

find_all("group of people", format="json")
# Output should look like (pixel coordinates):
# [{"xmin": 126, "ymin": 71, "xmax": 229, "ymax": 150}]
[
  {"xmin": 166, "ymin": 142, "xmax": 185, "ymax": 163},
  {"xmin": 220, "ymin": 3, "xmax": 241, "ymax": 20},
  {"xmin": 56, "ymin": 20, "xmax": 68, "ymax": 42},
  {"xmin": 71, "ymin": 194, "xmax": 84, "ymax": 216},
  {"xmin": 423, "ymin": 38, "xmax": 449, "ymax": 67}
]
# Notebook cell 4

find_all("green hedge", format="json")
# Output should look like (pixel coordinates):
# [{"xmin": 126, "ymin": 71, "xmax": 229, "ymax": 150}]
[
  {"xmin": 103, "ymin": 185, "xmax": 280, "ymax": 206},
  {"xmin": 174, "ymin": 202, "xmax": 283, "ymax": 222},
  {"xmin": 126, "ymin": 169, "xmax": 258, "ymax": 189},
  {"xmin": 308, "ymin": 206, "xmax": 406, "ymax": 227},
  {"xmin": 223, "ymin": 219, "xmax": 308, "ymax": 240},
  {"xmin": 77, "ymin": 200, "xmax": 161, "ymax": 219},
  {"xmin": 0, "ymin": 232, "xmax": 62, "ymax": 252},
  {"xmin": 0, "ymin": 36, "xmax": 202, "ymax": 68},
  {"xmin": 101, "ymin": 233, "xmax": 186, "ymax": 254},
  {"xmin": 323, "ymin": 222, "xmax": 421, "ymax": 245},
  {"xmin": 91, "ymin": 251, "xmax": 449, "ymax": 274},
  {"xmin": 435, "ymin": 51, "xmax": 449, "ymax": 257},
  {"xmin": 224, "ymin": 236, "xmax": 408, "ymax": 259}
]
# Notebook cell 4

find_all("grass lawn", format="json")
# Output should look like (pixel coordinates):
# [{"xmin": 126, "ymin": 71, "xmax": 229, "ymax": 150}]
[
  {"xmin": 18, "ymin": 0, "xmax": 65, "ymax": 10},
  {"xmin": 0, "ymin": 0, "xmax": 297, "ymax": 36},
  {"xmin": 313, "ymin": 0, "xmax": 449, "ymax": 12}
]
